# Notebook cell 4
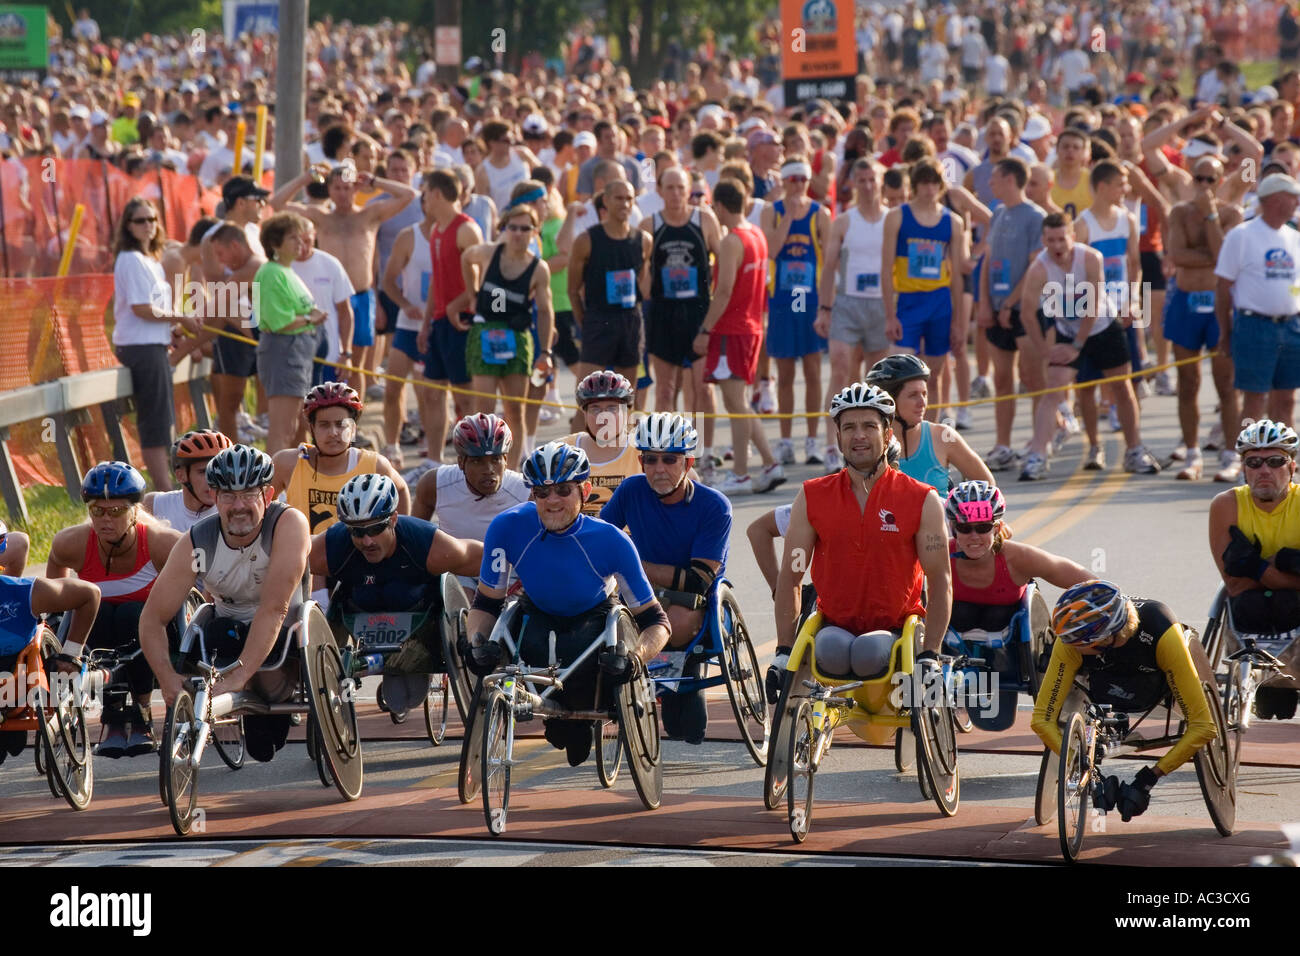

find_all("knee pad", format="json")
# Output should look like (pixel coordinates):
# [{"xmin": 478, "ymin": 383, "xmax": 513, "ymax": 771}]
[
  {"xmin": 814, "ymin": 625, "xmax": 856, "ymax": 676},
  {"xmin": 849, "ymin": 630, "xmax": 895, "ymax": 680}
]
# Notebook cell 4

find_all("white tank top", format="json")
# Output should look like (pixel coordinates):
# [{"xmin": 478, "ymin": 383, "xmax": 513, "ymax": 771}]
[
  {"xmin": 194, "ymin": 504, "xmax": 300, "ymax": 624},
  {"xmin": 150, "ymin": 490, "xmax": 208, "ymax": 533},
  {"xmin": 1080, "ymin": 206, "xmax": 1131, "ymax": 313},
  {"xmin": 484, "ymin": 153, "xmax": 529, "ymax": 213},
  {"xmin": 433, "ymin": 464, "xmax": 530, "ymax": 586},
  {"xmin": 397, "ymin": 221, "xmax": 432, "ymax": 332},
  {"xmin": 840, "ymin": 207, "xmax": 886, "ymax": 299},
  {"xmin": 1036, "ymin": 245, "xmax": 1112, "ymax": 339},
  {"xmin": 747, "ymin": 199, "xmax": 766, "ymax": 227}
]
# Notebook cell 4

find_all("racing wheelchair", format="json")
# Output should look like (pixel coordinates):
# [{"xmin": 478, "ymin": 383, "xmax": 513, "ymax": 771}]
[
  {"xmin": 1200, "ymin": 586, "xmax": 1298, "ymax": 732},
  {"xmin": 160, "ymin": 597, "xmax": 362, "ymax": 835},
  {"xmin": 456, "ymin": 600, "xmax": 662, "ymax": 835},
  {"xmin": 1031, "ymin": 625, "xmax": 1237, "ymax": 863},
  {"xmin": 764, "ymin": 610, "xmax": 962, "ymax": 843},
  {"xmin": 642, "ymin": 578, "xmax": 769, "ymax": 769}
]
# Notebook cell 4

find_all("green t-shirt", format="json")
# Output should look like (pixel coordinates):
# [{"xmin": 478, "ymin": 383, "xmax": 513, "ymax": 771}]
[
  {"xmin": 541, "ymin": 217, "xmax": 570, "ymax": 312},
  {"xmin": 110, "ymin": 116, "xmax": 139, "ymax": 146},
  {"xmin": 253, "ymin": 260, "xmax": 316, "ymax": 334}
]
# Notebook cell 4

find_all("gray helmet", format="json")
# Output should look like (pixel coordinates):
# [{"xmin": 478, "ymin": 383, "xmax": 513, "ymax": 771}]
[{"xmin": 205, "ymin": 444, "xmax": 275, "ymax": 491}]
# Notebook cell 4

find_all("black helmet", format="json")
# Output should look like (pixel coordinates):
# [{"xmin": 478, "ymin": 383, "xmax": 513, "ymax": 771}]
[{"xmin": 865, "ymin": 354, "xmax": 931, "ymax": 397}]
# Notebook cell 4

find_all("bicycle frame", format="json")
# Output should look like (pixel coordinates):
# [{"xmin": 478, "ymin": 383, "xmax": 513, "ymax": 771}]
[
  {"xmin": 489, "ymin": 602, "xmax": 620, "ymax": 711},
  {"xmin": 646, "ymin": 582, "xmax": 725, "ymax": 696},
  {"xmin": 1226, "ymin": 639, "xmax": 1289, "ymax": 732}
]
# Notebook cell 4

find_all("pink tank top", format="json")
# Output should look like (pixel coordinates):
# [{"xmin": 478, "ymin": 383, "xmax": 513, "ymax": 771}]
[{"xmin": 950, "ymin": 551, "xmax": 1026, "ymax": 606}]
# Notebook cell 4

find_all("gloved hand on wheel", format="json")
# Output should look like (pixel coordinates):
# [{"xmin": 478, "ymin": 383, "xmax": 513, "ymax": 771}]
[
  {"xmin": 1223, "ymin": 526, "xmax": 1268, "ymax": 581},
  {"xmin": 1116, "ymin": 765, "xmax": 1158, "ymax": 822},
  {"xmin": 1273, "ymin": 547, "xmax": 1300, "ymax": 577},
  {"xmin": 599, "ymin": 644, "xmax": 638, "ymax": 685},
  {"xmin": 766, "ymin": 650, "xmax": 790, "ymax": 705},
  {"xmin": 465, "ymin": 639, "xmax": 501, "ymax": 677}
]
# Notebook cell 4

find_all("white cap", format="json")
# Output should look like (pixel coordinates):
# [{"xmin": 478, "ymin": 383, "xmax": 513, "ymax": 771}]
[
  {"xmin": 89, "ymin": 109, "xmax": 110, "ymax": 127},
  {"xmin": 737, "ymin": 117, "xmax": 765, "ymax": 135},
  {"xmin": 574, "ymin": 130, "xmax": 597, "ymax": 149},
  {"xmin": 1023, "ymin": 114, "xmax": 1053, "ymax": 141},
  {"xmin": 1254, "ymin": 84, "xmax": 1279, "ymax": 104},
  {"xmin": 69, "ymin": 105, "xmax": 90, "ymax": 120},
  {"xmin": 1182, "ymin": 139, "xmax": 1220, "ymax": 160},
  {"xmin": 698, "ymin": 104, "xmax": 726, "ymax": 124},
  {"xmin": 1257, "ymin": 173, "xmax": 1300, "ymax": 199},
  {"xmin": 179, "ymin": 81, "xmax": 198, "ymax": 94},
  {"xmin": 522, "ymin": 113, "xmax": 548, "ymax": 136}
]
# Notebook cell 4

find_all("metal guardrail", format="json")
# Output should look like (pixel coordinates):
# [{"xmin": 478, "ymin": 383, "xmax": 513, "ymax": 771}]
[{"xmin": 0, "ymin": 356, "xmax": 213, "ymax": 522}]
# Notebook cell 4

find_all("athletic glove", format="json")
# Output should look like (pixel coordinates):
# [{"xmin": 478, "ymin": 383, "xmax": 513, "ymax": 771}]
[
  {"xmin": 1273, "ymin": 547, "xmax": 1300, "ymax": 577},
  {"xmin": 1116, "ymin": 765, "xmax": 1158, "ymax": 822},
  {"xmin": 1223, "ymin": 526, "xmax": 1268, "ymax": 581},
  {"xmin": 465, "ymin": 640, "xmax": 502, "ymax": 678},
  {"xmin": 1096, "ymin": 774, "xmax": 1121, "ymax": 812},
  {"xmin": 598, "ymin": 644, "xmax": 637, "ymax": 685},
  {"xmin": 766, "ymin": 649, "xmax": 791, "ymax": 705}
]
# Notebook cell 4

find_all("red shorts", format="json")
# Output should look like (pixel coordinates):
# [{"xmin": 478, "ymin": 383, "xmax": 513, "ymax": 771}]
[{"xmin": 703, "ymin": 332, "xmax": 761, "ymax": 386}]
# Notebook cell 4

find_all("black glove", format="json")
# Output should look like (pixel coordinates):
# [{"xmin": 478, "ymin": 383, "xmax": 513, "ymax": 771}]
[
  {"xmin": 1273, "ymin": 547, "xmax": 1300, "ymax": 577},
  {"xmin": 466, "ymin": 641, "xmax": 501, "ymax": 677},
  {"xmin": 1223, "ymin": 526, "xmax": 1268, "ymax": 581},
  {"xmin": 1116, "ymin": 765, "xmax": 1158, "ymax": 822},
  {"xmin": 1096, "ymin": 774, "xmax": 1121, "ymax": 811},
  {"xmin": 599, "ymin": 645, "xmax": 637, "ymax": 685},
  {"xmin": 766, "ymin": 650, "xmax": 790, "ymax": 705}
]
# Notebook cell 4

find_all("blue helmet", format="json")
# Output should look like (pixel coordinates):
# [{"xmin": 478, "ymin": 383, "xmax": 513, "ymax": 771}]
[
  {"xmin": 81, "ymin": 461, "xmax": 146, "ymax": 503},
  {"xmin": 337, "ymin": 473, "xmax": 399, "ymax": 524},
  {"xmin": 522, "ymin": 441, "xmax": 590, "ymax": 487},
  {"xmin": 1052, "ymin": 581, "xmax": 1130, "ymax": 647}
]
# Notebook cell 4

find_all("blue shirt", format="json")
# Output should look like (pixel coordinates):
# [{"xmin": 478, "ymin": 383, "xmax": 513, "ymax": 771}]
[
  {"xmin": 601, "ymin": 475, "xmax": 731, "ymax": 571},
  {"xmin": 0, "ymin": 575, "xmax": 39, "ymax": 655},
  {"xmin": 899, "ymin": 423, "xmax": 950, "ymax": 495},
  {"xmin": 325, "ymin": 516, "xmax": 439, "ymax": 612},
  {"xmin": 479, "ymin": 503, "xmax": 655, "ymax": 616}
]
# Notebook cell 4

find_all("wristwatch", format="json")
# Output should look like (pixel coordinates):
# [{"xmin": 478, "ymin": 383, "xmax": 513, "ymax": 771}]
[
  {"xmin": 1205, "ymin": 211, "xmax": 1219, "ymax": 222},
  {"xmin": 818, "ymin": 304, "xmax": 832, "ymax": 312}
]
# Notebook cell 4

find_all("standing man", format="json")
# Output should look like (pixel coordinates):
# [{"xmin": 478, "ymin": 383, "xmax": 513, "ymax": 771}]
[
  {"xmin": 475, "ymin": 121, "xmax": 541, "ymax": 212},
  {"xmin": 290, "ymin": 218, "xmax": 355, "ymax": 391}
]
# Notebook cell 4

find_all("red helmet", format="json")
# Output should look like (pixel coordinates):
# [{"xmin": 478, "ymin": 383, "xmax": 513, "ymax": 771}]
[
  {"xmin": 452, "ymin": 413, "xmax": 512, "ymax": 457},
  {"xmin": 576, "ymin": 370, "xmax": 633, "ymax": 408},
  {"xmin": 303, "ymin": 382, "xmax": 362, "ymax": 421},
  {"xmin": 172, "ymin": 429, "xmax": 233, "ymax": 470}
]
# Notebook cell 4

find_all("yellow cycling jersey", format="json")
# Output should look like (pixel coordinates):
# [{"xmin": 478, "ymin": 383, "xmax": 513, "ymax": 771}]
[
  {"xmin": 285, "ymin": 445, "xmax": 380, "ymax": 535},
  {"xmin": 560, "ymin": 431, "xmax": 640, "ymax": 517},
  {"xmin": 1031, "ymin": 599, "xmax": 1216, "ymax": 776},
  {"xmin": 1051, "ymin": 169, "xmax": 1093, "ymax": 220},
  {"xmin": 1233, "ymin": 483, "xmax": 1300, "ymax": 560}
]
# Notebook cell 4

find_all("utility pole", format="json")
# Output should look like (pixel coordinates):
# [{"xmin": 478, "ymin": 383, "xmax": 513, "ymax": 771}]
[
  {"xmin": 276, "ymin": 0, "xmax": 308, "ymax": 185},
  {"xmin": 434, "ymin": 0, "xmax": 462, "ymax": 85}
]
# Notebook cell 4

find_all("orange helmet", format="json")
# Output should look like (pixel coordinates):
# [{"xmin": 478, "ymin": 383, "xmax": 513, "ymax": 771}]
[{"xmin": 172, "ymin": 429, "xmax": 233, "ymax": 470}]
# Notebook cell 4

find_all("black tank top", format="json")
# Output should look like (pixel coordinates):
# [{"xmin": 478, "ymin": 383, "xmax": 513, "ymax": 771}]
[
  {"xmin": 583, "ymin": 223, "xmax": 643, "ymax": 315},
  {"xmin": 649, "ymin": 209, "xmax": 711, "ymax": 307},
  {"xmin": 475, "ymin": 244, "xmax": 540, "ymax": 331},
  {"xmin": 1077, "ymin": 599, "xmax": 1178, "ymax": 711}
]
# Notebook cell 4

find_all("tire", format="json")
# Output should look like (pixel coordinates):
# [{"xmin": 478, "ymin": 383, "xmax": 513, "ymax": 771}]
[
  {"xmin": 893, "ymin": 727, "xmax": 915, "ymax": 772},
  {"xmin": 42, "ymin": 685, "xmax": 93, "ymax": 811},
  {"xmin": 162, "ymin": 687, "xmax": 200, "ymax": 836},
  {"xmin": 717, "ymin": 584, "xmax": 770, "ymax": 767},
  {"xmin": 593, "ymin": 669, "xmax": 622, "ymax": 787},
  {"xmin": 457, "ymin": 687, "xmax": 487, "ymax": 804},
  {"xmin": 481, "ymin": 689, "xmax": 512, "ymax": 836},
  {"xmin": 424, "ymin": 673, "xmax": 449, "ymax": 747},
  {"xmin": 212, "ymin": 716, "xmax": 245, "ymax": 771},
  {"xmin": 34, "ymin": 629, "xmax": 60, "ymax": 779},
  {"xmin": 440, "ymin": 574, "xmax": 475, "ymax": 723},
  {"xmin": 954, "ymin": 701, "xmax": 974, "ymax": 734},
  {"xmin": 787, "ymin": 699, "xmax": 816, "ymax": 843},
  {"xmin": 1034, "ymin": 747, "xmax": 1058, "ymax": 826},
  {"xmin": 305, "ymin": 713, "xmax": 332, "ymax": 788},
  {"xmin": 911, "ymin": 670, "xmax": 960, "ymax": 816},
  {"xmin": 1057, "ymin": 711, "xmax": 1089, "ymax": 863},
  {"xmin": 35, "ymin": 689, "xmax": 66, "ymax": 800},
  {"xmin": 304, "ymin": 616, "xmax": 364, "ymax": 801},
  {"xmin": 1194, "ymin": 680, "xmax": 1238, "ymax": 837},
  {"xmin": 1028, "ymin": 587, "xmax": 1051, "ymax": 699},
  {"xmin": 763, "ymin": 669, "xmax": 798, "ymax": 810},
  {"xmin": 616, "ymin": 656, "xmax": 663, "ymax": 811}
]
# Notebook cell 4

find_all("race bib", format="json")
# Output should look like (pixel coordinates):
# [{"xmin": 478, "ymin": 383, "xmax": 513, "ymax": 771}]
[
  {"xmin": 481, "ymin": 327, "xmax": 517, "ymax": 364},
  {"xmin": 1188, "ymin": 290, "xmax": 1215, "ymax": 313},
  {"xmin": 662, "ymin": 265, "xmax": 699, "ymax": 299},
  {"xmin": 779, "ymin": 259, "xmax": 814, "ymax": 291},
  {"xmin": 991, "ymin": 257, "xmax": 1012, "ymax": 296},
  {"xmin": 605, "ymin": 268, "xmax": 636, "ymax": 307},
  {"xmin": 855, "ymin": 272, "xmax": 880, "ymax": 293},
  {"xmin": 347, "ymin": 611, "xmax": 417, "ymax": 648},
  {"xmin": 959, "ymin": 500, "xmax": 995, "ymax": 522},
  {"xmin": 906, "ymin": 238, "xmax": 943, "ymax": 280},
  {"xmin": 1102, "ymin": 256, "xmax": 1124, "ymax": 285}
]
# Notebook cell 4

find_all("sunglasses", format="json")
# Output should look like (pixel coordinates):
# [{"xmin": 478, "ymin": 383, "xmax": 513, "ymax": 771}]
[
  {"xmin": 347, "ymin": 520, "xmax": 391, "ymax": 539},
  {"xmin": 130, "ymin": 216, "xmax": 158, "ymax": 224},
  {"xmin": 1243, "ymin": 455, "xmax": 1291, "ymax": 470},
  {"xmin": 1193, "ymin": 175, "xmax": 1219, "ymax": 184},
  {"xmin": 640, "ymin": 453, "xmax": 681, "ymax": 465},
  {"xmin": 953, "ymin": 522, "xmax": 996, "ymax": 535},
  {"xmin": 88, "ymin": 504, "xmax": 131, "ymax": 518},
  {"xmin": 531, "ymin": 484, "xmax": 577, "ymax": 499},
  {"xmin": 504, "ymin": 223, "xmax": 533, "ymax": 232},
  {"xmin": 689, "ymin": 191, "xmax": 706, "ymax": 200}
]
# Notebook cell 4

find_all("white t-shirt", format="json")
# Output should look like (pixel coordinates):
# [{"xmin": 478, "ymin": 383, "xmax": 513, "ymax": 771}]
[
  {"xmin": 1215, "ymin": 216, "xmax": 1300, "ymax": 317},
  {"xmin": 985, "ymin": 54, "xmax": 1010, "ymax": 95},
  {"xmin": 292, "ymin": 249, "xmax": 355, "ymax": 363},
  {"xmin": 920, "ymin": 42, "xmax": 949, "ymax": 83},
  {"xmin": 112, "ymin": 251, "xmax": 172, "ymax": 346}
]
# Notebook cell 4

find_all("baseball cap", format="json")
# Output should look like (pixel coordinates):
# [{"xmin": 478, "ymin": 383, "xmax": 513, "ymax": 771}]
[
  {"xmin": 89, "ymin": 109, "xmax": 110, "ymax": 127},
  {"xmin": 698, "ymin": 104, "xmax": 726, "ymax": 124},
  {"xmin": 647, "ymin": 116, "xmax": 670, "ymax": 130},
  {"xmin": 123, "ymin": 92, "xmax": 141, "ymax": 107},
  {"xmin": 522, "ymin": 113, "xmax": 548, "ymax": 136},
  {"xmin": 69, "ymin": 105, "xmax": 90, "ymax": 120},
  {"xmin": 222, "ymin": 175, "xmax": 271, "ymax": 206},
  {"xmin": 1254, "ymin": 85, "xmax": 1280, "ymax": 104},
  {"xmin": 574, "ymin": 130, "xmax": 597, "ymax": 149},
  {"xmin": 1257, "ymin": 174, "xmax": 1300, "ymax": 199},
  {"xmin": 179, "ymin": 81, "xmax": 198, "ymax": 94},
  {"xmin": 1023, "ymin": 114, "xmax": 1053, "ymax": 141},
  {"xmin": 1125, "ymin": 71, "xmax": 1147, "ymax": 86},
  {"xmin": 737, "ymin": 117, "xmax": 765, "ymax": 135}
]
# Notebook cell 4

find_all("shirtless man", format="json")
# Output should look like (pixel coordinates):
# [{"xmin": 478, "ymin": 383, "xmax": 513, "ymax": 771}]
[{"xmin": 270, "ymin": 162, "xmax": 417, "ymax": 399}]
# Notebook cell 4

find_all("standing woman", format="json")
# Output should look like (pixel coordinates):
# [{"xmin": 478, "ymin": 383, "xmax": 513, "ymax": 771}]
[{"xmin": 112, "ymin": 197, "xmax": 201, "ymax": 489}]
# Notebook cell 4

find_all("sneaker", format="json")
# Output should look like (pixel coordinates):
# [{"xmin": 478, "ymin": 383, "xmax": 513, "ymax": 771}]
[
  {"xmin": 1018, "ymin": 453, "xmax": 1049, "ymax": 481},
  {"xmin": 380, "ymin": 443, "xmax": 405, "ymax": 470},
  {"xmin": 1154, "ymin": 370, "xmax": 1177, "ymax": 396},
  {"xmin": 720, "ymin": 445, "xmax": 734, "ymax": 461},
  {"xmin": 955, "ymin": 406, "xmax": 972, "ymax": 430},
  {"xmin": 1135, "ymin": 378, "xmax": 1153, "ymax": 400},
  {"xmin": 1168, "ymin": 443, "xmax": 1187, "ymax": 462},
  {"xmin": 719, "ymin": 472, "xmax": 754, "ymax": 496},
  {"xmin": 1084, "ymin": 445, "xmax": 1106, "ymax": 470},
  {"xmin": 1051, "ymin": 427, "xmax": 1072, "ymax": 457},
  {"xmin": 1123, "ymin": 446, "xmax": 1161, "ymax": 474},
  {"xmin": 985, "ymin": 445, "xmax": 1017, "ymax": 471},
  {"xmin": 1177, "ymin": 448, "xmax": 1203, "ymax": 480},
  {"xmin": 1108, "ymin": 403, "xmax": 1122, "ymax": 432},
  {"xmin": 696, "ymin": 458, "xmax": 718, "ymax": 487},
  {"xmin": 254, "ymin": 412, "xmax": 270, "ymax": 431},
  {"xmin": 124, "ymin": 724, "xmax": 157, "ymax": 758},
  {"xmin": 399, "ymin": 422, "xmax": 424, "ymax": 446},
  {"xmin": 1214, "ymin": 450, "xmax": 1242, "ymax": 483},
  {"xmin": 804, "ymin": 436, "xmax": 823, "ymax": 465},
  {"xmin": 95, "ymin": 724, "xmax": 128, "ymax": 759},
  {"xmin": 756, "ymin": 378, "xmax": 776, "ymax": 414},
  {"xmin": 753, "ymin": 463, "xmax": 787, "ymax": 493},
  {"xmin": 366, "ymin": 384, "xmax": 386, "ymax": 401},
  {"xmin": 775, "ymin": 437, "xmax": 795, "ymax": 465},
  {"xmin": 823, "ymin": 446, "xmax": 843, "ymax": 473},
  {"xmin": 1058, "ymin": 403, "xmax": 1081, "ymax": 435},
  {"xmin": 538, "ymin": 405, "xmax": 560, "ymax": 424},
  {"xmin": 1203, "ymin": 424, "xmax": 1225, "ymax": 452},
  {"xmin": 236, "ymin": 410, "xmax": 267, "ymax": 439},
  {"xmin": 970, "ymin": 375, "xmax": 993, "ymax": 399}
]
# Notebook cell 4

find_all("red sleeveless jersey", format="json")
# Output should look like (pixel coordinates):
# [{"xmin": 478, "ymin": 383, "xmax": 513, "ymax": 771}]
[
  {"xmin": 804, "ymin": 467, "xmax": 930, "ymax": 633},
  {"xmin": 713, "ymin": 221, "xmax": 768, "ymax": 336},
  {"xmin": 430, "ymin": 212, "xmax": 473, "ymax": 321},
  {"xmin": 81, "ymin": 527, "xmax": 157, "ymax": 604}
]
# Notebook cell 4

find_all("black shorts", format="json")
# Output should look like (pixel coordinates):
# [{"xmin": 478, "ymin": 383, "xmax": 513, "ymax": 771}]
[
  {"xmin": 376, "ymin": 290, "xmax": 401, "ymax": 336},
  {"xmin": 115, "ymin": 344, "xmax": 175, "ymax": 448},
  {"xmin": 212, "ymin": 323, "xmax": 259, "ymax": 378},
  {"xmin": 1140, "ymin": 250, "xmax": 1166, "ymax": 291},
  {"xmin": 513, "ymin": 596, "xmax": 616, "ymax": 714},
  {"xmin": 580, "ymin": 309, "xmax": 645, "ymax": 370},
  {"xmin": 646, "ymin": 299, "xmax": 708, "ymax": 366},
  {"xmin": 1059, "ymin": 320, "xmax": 1131, "ymax": 373},
  {"xmin": 986, "ymin": 307, "xmax": 1052, "ymax": 352},
  {"xmin": 553, "ymin": 310, "xmax": 580, "ymax": 367}
]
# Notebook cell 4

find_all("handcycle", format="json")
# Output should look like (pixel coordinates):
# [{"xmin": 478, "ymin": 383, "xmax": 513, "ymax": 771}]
[
  {"xmin": 1200, "ymin": 586, "xmax": 1298, "ymax": 727},
  {"xmin": 764, "ymin": 610, "xmax": 962, "ymax": 843},
  {"xmin": 1033, "ymin": 626, "xmax": 1237, "ymax": 863},
  {"xmin": 456, "ymin": 600, "xmax": 662, "ymax": 835},
  {"xmin": 160, "ymin": 598, "xmax": 361, "ymax": 836},
  {"xmin": 643, "ymin": 577, "xmax": 769, "ymax": 769}
]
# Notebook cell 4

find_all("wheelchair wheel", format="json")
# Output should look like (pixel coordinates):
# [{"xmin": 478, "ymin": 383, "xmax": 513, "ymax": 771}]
[
  {"xmin": 1034, "ymin": 747, "xmax": 1058, "ymax": 826},
  {"xmin": 304, "ymin": 605, "xmax": 363, "ymax": 801},
  {"xmin": 717, "ymin": 583, "xmax": 770, "ymax": 767},
  {"xmin": 424, "ymin": 673, "xmax": 449, "ymax": 747},
  {"xmin": 481, "ymin": 688, "xmax": 512, "ymax": 835},
  {"xmin": 1201, "ymin": 590, "xmax": 1227, "ymax": 670},
  {"xmin": 44, "ymin": 688, "xmax": 93, "ymax": 811},
  {"xmin": 893, "ymin": 728, "xmax": 915, "ymax": 773},
  {"xmin": 910, "ymin": 672, "xmax": 960, "ymax": 817},
  {"xmin": 1057, "ymin": 711, "xmax": 1089, "ymax": 863},
  {"xmin": 616, "ymin": 652, "xmax": 662, "ymax": 810},
  {"xmin": 162, "ymin": 687, "xmax": 200, "ymax": 836},
  {"xmin": 1028, "ymin": 586, "xmax": 1052, "ymax": 698},
  {"xmin": 440, "ymin": 574, "xmax": 475, "ymax": 723},
  {"xmin": 1194, "ymin": 679, "xmax": 1238, "ymax": 837},
  {"xmin": 764, "ymin": 669, "xmax": 798, "ymax": 810},
  {"xmin": 458, "ymin": 687, "xmax": 488, "ymax": 804},
  {"xmin": 34, "ymin": 629, "xmax": 61, "ymax": 779},
  {"xmin": 954, "ymin": 701, "xmax": 973, "ymax": 734},
  {"xmin": 593, "ymin": 669, "xmax": 622, "ymax": 787},
  {"xmin": 305, "ymin": 713, "xmax": 331, "ymax": 788},
  {"xmin": 212, "ymin": 716, "xmax": 245, "ymax": 771},
  {"xmin": 787, "ymin": 699, "xmax": 816, "ymax": 843}
]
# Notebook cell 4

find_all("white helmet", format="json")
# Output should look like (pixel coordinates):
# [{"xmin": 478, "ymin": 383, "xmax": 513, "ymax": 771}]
[
  {"xmin": 1236, "ymin": 419, "xmax": 1299, "ymax": 456},
  {"xmin": 633, "ymin": 412, "xmax": 699, "ymax": 455},
  {"xmin": 337, "ymin": 473, "xmax": 400, "ymax": 524},
  {"xmin": 829, "ymin": 382, "xmax": 896, "ymax": 422}
]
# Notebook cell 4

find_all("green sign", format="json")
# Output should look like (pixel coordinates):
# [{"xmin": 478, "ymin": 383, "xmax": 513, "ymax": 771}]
[{"xmin": 0, "ymin": 6, "xmax": 47, "ymax": 71}]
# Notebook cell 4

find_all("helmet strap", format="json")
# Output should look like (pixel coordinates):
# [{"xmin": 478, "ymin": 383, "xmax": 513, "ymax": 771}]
[{"xmin": 653, "ymin": 471, "xmax": 687, "ymax": 500}]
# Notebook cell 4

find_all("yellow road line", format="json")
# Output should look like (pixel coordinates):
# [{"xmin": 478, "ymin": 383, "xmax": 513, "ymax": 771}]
[
  {"xmin": 1007, "ymin": 463, "xmax": 1104, "ymax": 540},
  {"xmin": 1022, "ymin": 464, "xmax": 1133, "ymax": 549},
  {"xmin": 415, "ymin": 736, "xmax": 567, "ymax": 790}
]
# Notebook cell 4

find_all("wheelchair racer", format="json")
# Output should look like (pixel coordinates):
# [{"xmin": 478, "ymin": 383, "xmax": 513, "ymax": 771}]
[
  {"xmin": 47, "ymin": 462, "xmax": 183, "ymax": 758},
  {"xmin": 466, "ymin": 442, "xmax": 671, "ymax": 766},
  {"xmin": 143, "ymin": 429, "xmax": 234, "ymax": 532},
  {"xmin": 1031, "ymin": 580, "xmax": 1217, "ymax": 822},
  {"xmin": 140, "ymin": 444, "xmax": 312, "ymax": 762},
  {"xmin": 1208, "ymin": 420, "xmax": 1300, "ymax": 719},
  {"xmin": 561, "ymin": 370, "xmax": 640, "ymax": 516},
  {"xmin": 308, "ymin": 473, "xmax": 483, "ymax": 719},
  {"xmin": 601, "ymin": 412, "xmax": 731, "ymax": 744},
  {"xmin": 770, "ymin": 384, "xmax": 952, "ymax": 699},
  {"xmin": 0, "ymin": 519, "xmax": 31, "ymax": 577}
]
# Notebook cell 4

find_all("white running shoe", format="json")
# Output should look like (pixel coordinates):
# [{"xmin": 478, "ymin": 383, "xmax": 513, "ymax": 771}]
[
  {"xmin": 985, "ymin": 445, "xmax": 1017, "ymax": 471},
  {"xmin": 1051, "ymin": 427, "xmax": 1072, "ymax": 457},
  {"xmin": 1084, "ymin": 445, "xmax": 1106, "ymax": 470},
  {"xmin": 775, "ymin": 437, "xmax": 795, "ymax": 465},
  {"xmin": 970, "ymin": 375, "xmax": 993, "ymax": 399},
  {"xmin": 719, "ymin": 472, "xmax": 754, "ymax": 496},
  {"xmin": 955, "ymin": 407, "xmax": 972, "ymax": 430},
  {"xmin": 1214, "ymin": 450, "xmax": 1242, "ymax": 483},
  {"xmin": 824, "ymin": 446, "xmax": 843, "ymax": 473},
  {"xmin": 756, "ymin": 378, "xmax": 776, "ymax": 414},
  {"xmin": 1154, "ymin": 370, "xmax": 1177, "ymax": 396},
  {"xmin": 1203, "ymin": 424, "xmax": 1225, "ymax": 452},
  {"xmin": 1123, "ymin": 446, "xmax": 1161, "ymax": 474},
  {"xmin": 1168, "ymin": 444, "xmax": 1187, "ymax": 462},
  {"xmin": 1058, "ymin": 403, "xmax": 1081, "ymax": 435},
  {"xmin": 1019, "ymin": 453, "xmax": 1049, "ymax": 481},
  {"xmin": 1135, "ymin": 378, "xmax": 1153, "ymax": 400},
  {"xmin": 696, "ymin": 458, "xmax": 718, "ymax": 487},
  {"xmin": 1177, "ymin": 449, "xmax": 1203, "ymax": 480},
  {"xmin": 1108, "ymin": 403, "xmax": 1122, "ymax": 432},
  {"xmin": 753, "ymin": 463, "xmax": 788, "ymax": 493},
  {"xmin": 804, "ymin": 436, "xmax": 823, "ymax": 465}
]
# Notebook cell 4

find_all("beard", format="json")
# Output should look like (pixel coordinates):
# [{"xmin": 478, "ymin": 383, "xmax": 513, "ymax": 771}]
[{"xmin": 223, "ymin": 509, "xmax": 260, "ymax": 536}]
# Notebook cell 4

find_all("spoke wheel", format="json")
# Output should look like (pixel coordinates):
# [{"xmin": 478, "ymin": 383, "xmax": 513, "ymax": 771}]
[
  {"xmin": 616, "ymin": 625, "xmax": 663, "ymax": 811},
  {"xmin": 894, "ymin": 727, "xmax": 915, "ymax": 772},
  {"xmin": 40, "ymin": 687, "xmax": 93, "ymax": 811},
  {"xmin": 212, "ymin": 716, "xmax": 245, "ymax": 771},
  {"xmin": 424, "ymin": 673, "xmax": 449, "ymax": 746},
  {"xmin": 764, "ymin": 669, "xmax": 798, "ymax": 810},
  {"xmin": 481, "ymin": 690, "xmax": 512, "ymax": 835},
  {"xmin": 1057, "ymin": 711, "xmax": 1089, "ymax": 863},
  {"xmin": 911, "ymin": 672, "xmax": 960, "ymax": 816},
  {"xmin": 1194, "ymin": 680, "xmax": 1238, "ymax": 837},
  {"xmin": 787, "ymin": 699, "xmax": 816, "ymax": 843},
  {"xmin": 162, "ymin": 687, "xmax": 200, "ymax": 836},
  {"xmin": 593, "ymin": 669, "xmax": 622, "ymax": 787},
  {"xmin": 458, "ymin": 688, "xmax": 487, "ymax": 804},
  {"xmin": 1034, "ymin": 747, "xmax": 1058, "ymax": 826},
  {"xmin": 440, "ymin": 575, "xmax": 475, "ymax": 723},
  {"xmin": 718, "ymin": 585, "xmax": 770, "ymax": 766}
]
